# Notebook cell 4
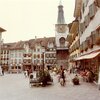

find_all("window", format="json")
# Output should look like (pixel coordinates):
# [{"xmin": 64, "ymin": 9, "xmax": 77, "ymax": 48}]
[
  {"xmin": 59, "ymin": 37, "xmax": 65, "ymax": 47},
  {"xmin": 41, "ymin": 54, "xmax": 44, "ymax": 58},
  {"xmin": 19, "ymin": 59, "xmax": 21, "ymax": 63},
  {"xmin": 23, "ymin": 54, "xmax": 27, "ymax": 57},
  {"xmin": 46, "ymin": 54, "xmax": 49, "ymax": 58},
  {"xmin": 50, "ymin": 54, "xmax": 52, "ymax": 58},
  {"xmin": 84, "ymin": 40, "xmax": 88, "ymax": 51},
  {"xmin": 80, "ymin": 43, "xmax": 83, "ymax": 52},
  {"xmin": 86, "ymin": 0, "xmax": 89, "ymax": 7},
  {"xmin": 4, "ymin": 50, "xmax": 6, "ymax": 54},
  {"xmin": 19, "ymin": 53, "xmax": 22, "ymax": 57},
  {"xmin": 50, "ymin": 48, "xmax": 52, "ymax": 51},
  {"xmin": 89, "ymin": 3, "xmax": 97, "ymax": 19},
  {"xmin": 37, "ymin": 54, "xmax": 40, "ymax": 58},
  {"xmin": 91, "ymin": 31, "xmax": 96, "ymax": 45},
  {"xmin": 34, "ymin": 48, "xmax": 36, "ymax": 52},
  {"xmin": 91, "ymin": 28, "xmax": 100, "ymax": 45},
  {"xmin": 86, "ymin": 36, "xmax": 93, "ymax": 48},
  {"xmin": 82, "ymin": 3, "xmax": 85, "ymax": 13},
  {"xmin": 1, "ymin": 50, "xmax": 3, "ymax": 54},
  {"xmin": 7, "ymin": 51, "xmax": 9, "ymax": 54},
  {"xmin": 18, "ymin": 66, "xmax": 21, "ymax": 69},
  {"xmin": 84, "ymin": 14, "xmax": 90, "ymax": 27},
  {"xmin": 28, "ymin": 59, "xmax": 31, "ymax": 63},
  {"xmin": 34, "ymin": 54, "xmax": 36, "ymax": 58},
  {"xmin": 28, "ymin": 54, "xmax": 32, "ymax": 57},
  {"xmin": 37, "ymin": 48, "xmax": 40, "ymax": 52},
  {"xmin": 80, "ymin": 22, "xmax": 85, "ymax": 35}
]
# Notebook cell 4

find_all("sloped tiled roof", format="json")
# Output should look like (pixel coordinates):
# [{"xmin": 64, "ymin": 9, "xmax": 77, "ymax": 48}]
[
  {"xmin": 1, "ymin": 42, "xmax": 16, "ymax": 50},
  {"xmin": 30, "ymin": 37, "xmax": 55, "ymax": 49},
  {"xmin": 9, "ymin": 41, "xmax": 25, "ymax": 50},
  {"xmin": 2, "ymin": 37, "xmax": 55, "ymax": 50}
]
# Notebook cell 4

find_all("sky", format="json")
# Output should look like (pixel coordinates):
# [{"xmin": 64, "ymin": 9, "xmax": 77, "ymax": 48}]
[{"xmin": 0, "ymin": 0, "xmax": 75, "ymax": 43}]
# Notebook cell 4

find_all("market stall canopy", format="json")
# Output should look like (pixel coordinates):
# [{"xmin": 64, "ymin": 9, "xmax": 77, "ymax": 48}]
[{"xmin": 75, "ymin": 51, "xmax": 100, "ymax": 61}]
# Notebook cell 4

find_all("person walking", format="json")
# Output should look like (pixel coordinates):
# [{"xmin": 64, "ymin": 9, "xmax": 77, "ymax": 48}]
[
  {"xmin": 0, "ymin": 65, "xmax": 2, "ymax": 75},
  {"xmin": 2, "ymin": 68, "xmax": 4, "ymax": 75},
  {"xmin": 60, "ymin": 68, "xmax": 66, "ymax": 86}
]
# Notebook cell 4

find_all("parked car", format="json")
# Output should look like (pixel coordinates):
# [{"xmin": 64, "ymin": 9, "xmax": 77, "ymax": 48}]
[{"xmin": 29, "ymin": 70, "xmax": 53, "ymax": 87}]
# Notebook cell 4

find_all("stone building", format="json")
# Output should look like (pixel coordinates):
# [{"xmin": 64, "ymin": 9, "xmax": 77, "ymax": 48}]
[
  {"xmin": 67, "ymin": 0, "xmax": 100, "ymax": 83},
  {"xmin": 1, "ymin": 37, "xmax": 56, "ymax": 73}
]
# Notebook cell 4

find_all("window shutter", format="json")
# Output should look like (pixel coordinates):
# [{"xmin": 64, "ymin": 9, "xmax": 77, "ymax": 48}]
[
  {"xmin": 89, "ymin": 3, "xmax": 96, "ymax": 19},
  {"xmin": 95, "ymin": 28, "xmax": 100, "ymax": 45},
  {"xmin": 85, "ymin": 40, "xmax": 88, "ymax": 51},
  {"xmin": 80, "ymin": 22, "xmax": 85, "ymax": 34},
  {"xmin": 80, "ymin": 23, "xmax": 82, "ymax": 33},
  {"xmin": 80, "ymin": 43, "xmax": 83, "ymax": 52},
  {"xmin": 87, "ymin": 36, "xmax": 93, "ymax": 48},
  {"xmin": 85, "ymin": 14, "xmax": 90, "ymax": 27}
]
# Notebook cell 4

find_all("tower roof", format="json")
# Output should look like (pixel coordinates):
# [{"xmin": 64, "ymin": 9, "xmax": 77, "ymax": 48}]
[
  {"xmin": 0, "ymin": 27, "xmax": 6, "ymax": 32},
  {"xmin": 57, "ymin": 0, "xmax": 65, "ymax": 24},
  {"xmin": 59, "ymin": 0, "xmax": 62, "ymax": 5}
]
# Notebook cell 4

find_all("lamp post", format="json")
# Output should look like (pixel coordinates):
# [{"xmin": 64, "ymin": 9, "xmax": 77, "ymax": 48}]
[
  {"xmin": 43, "ymin": 52, "xmax": 44, "ymax": 71},
  {"xmin": 42, "ymin": 48, "xmax": 45, "ymax": 72}
]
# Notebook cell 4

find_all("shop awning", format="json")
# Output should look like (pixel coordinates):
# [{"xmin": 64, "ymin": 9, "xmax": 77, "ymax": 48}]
[{"xmin": 75, "ymin": 51, "xmax": 100, "ymax": 61}]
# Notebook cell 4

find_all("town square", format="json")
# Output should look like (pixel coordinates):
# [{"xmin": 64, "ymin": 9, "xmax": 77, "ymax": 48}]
[{"xmin": 0, "ymin": 0, "xmax": 100, "ymax": 100}]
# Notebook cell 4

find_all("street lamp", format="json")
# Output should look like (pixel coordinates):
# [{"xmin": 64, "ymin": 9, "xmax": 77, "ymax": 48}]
[{"xmin": 42, "ymin": 48, "xmax": 45, "ymax": 71}]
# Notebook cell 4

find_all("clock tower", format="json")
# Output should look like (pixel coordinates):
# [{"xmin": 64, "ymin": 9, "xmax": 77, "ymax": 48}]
[{"xmin": 55, "ymin": 0, "xmax": 69, "ymax": 68}]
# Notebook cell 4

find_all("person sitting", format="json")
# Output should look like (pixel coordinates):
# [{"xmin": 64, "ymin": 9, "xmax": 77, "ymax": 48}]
[{"xmin": 72, "ymin": 74, "xmax": 80, "ymax": 85}]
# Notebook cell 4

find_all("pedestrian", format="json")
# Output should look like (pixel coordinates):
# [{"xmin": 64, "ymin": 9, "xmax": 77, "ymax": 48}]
[
  {"xmin": 0, "ymin": 65, "xmax": 2, "ymax": 75},
  {"xmin": 24, "ymin": 70, "xmax": 27, "ymax": 77},
  {"xmin": 60, "ymin": 68, "xmax": 66, "ymax": 86},
  {"xmin": 2, "ymin": 69, "xmax": 4, "ymax": 75}
]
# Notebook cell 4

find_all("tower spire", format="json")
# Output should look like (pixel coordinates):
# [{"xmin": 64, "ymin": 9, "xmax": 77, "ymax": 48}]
[
  {"xmin": 59, "ymin": 0, "xmax": 62, "ymax": 5},
  {"xmin": 57, "ymin": 0, "xmax": 65, "ymax": 24}
]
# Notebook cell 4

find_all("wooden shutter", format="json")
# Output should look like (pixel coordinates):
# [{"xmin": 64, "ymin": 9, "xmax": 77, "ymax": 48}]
[
  {"xmin": 95, "ymin": 28, "xmax": 100, "ymax": 45},
  {"xmin": 84, "ymin": 40, "xmax": 88, "ymax": 51},
  {"xmin": 87, "ymin": 36, "xmax": 93, "ymax": 48},
  {"xmin": 85, "ymin": 14, "xmax": 90, "ymax": 27},
  {"xmin": 80, "ymin": 22, "xmax": 85, "ymax": 35},
  {"xmin": 89, "ymin": 3, "xmax": 97, "ymax": 19},
  {"xmin": 80, "ymin": 43, "xmax": 83, "ymax": 52}
]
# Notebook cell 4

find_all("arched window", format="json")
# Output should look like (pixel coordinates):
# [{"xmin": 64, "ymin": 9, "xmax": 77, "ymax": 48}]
[{"xmin": 59, "ymin": 37, "xmax": 65, "ymax": 47}]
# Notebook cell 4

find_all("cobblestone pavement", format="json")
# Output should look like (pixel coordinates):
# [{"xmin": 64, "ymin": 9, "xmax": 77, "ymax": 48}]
[{"xmin": 0, "ymin": 73, "xmax": 100, "ymax": 100}]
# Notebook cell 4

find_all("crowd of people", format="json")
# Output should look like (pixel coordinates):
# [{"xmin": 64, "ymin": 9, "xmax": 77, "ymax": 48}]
[{"xmin": 57, "ymin": 65, "xmax": 80, "ymax": 86}]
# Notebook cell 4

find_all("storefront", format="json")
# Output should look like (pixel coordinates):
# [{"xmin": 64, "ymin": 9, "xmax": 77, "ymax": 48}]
[{"xmin": 75, "ymin": 50, "xmax": 100, "ymax": 83}]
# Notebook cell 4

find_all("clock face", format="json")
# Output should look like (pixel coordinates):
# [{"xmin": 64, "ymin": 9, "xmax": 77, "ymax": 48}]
[{"xmin": 56, "ymin": 25, "xmax": 67, "ymax": 33}]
